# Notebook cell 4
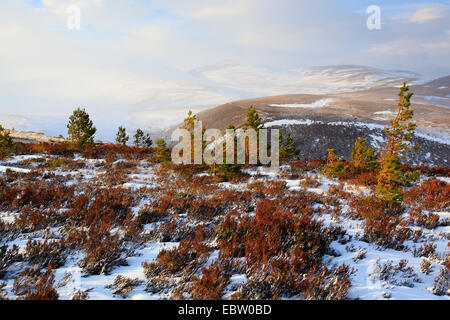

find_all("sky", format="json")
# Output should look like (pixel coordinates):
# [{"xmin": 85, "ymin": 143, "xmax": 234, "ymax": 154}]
[{"xmin": 1, "ymin": 0, "xmax": 449, "ymax": 141}]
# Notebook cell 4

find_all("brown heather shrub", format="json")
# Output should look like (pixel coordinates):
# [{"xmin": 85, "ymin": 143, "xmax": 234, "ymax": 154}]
[
  {"xmin": 344, "ymin": 170, "xmax": 379, "ymax": 186},
  {"xmin": 15, "ymin": 208, "xmax": 62, "ymax": 232},
  {"xmin": 79, "ymin": 221, "xmax": 128, "ymax": 275},
  {"xmin": 13, "ymin": 265, "xmax": 59, "ymax": 300},
  {"xmin": 14, "ymin": 142, "xmax": 75, "ymax": 158},
  {"xmin": 143, "ymin": 226, "xmax": 211, "ymax": 276},
  {"xmin": 65, "ymin": 187, "xmax": 135, "ymax": 228},
  {"xmin": 304, "ymin": 264, "xmax": 353, "ymax": 300},
  {"xmin": 404, "ymin": 178, "xmax": 450, "ymax": 210},
  {"xmin": 352, "ymin": 197, "xmax": 412, "ymax": 249},
  {"xmin": 107, "ymin": 275, "xmax": 143, "ymax": 298},
  {"xmin": 23, "ymin": 240, "xmax": 68, "ymax": 268},
  {"xmin": 413, "ymin": 242, "xmax": 437, "ymax": 259},
  {"xmin": 408, "ymin": 208, "xmax": 441, "ymax": 229},
  {"xmin": 0, "ymin": 245, "xmax": 21, "ymax": 279},
  {"xmin": 248, "ymin": 180, "xmax": 286, "ymax": 197},
  {"xmin": 301, "ymin": 176, "xmax": 321, "ymax": 188},
  {"xmin": 10, "ymin": 181, "xmax": 74, "ymax": 211},
  {"xmin": 406, "ymin": 164, "xmax": 450, "ymax": 177},
  {"xmin": 189, "ymin": 261, "xmax": 230, "ymax": 300}
]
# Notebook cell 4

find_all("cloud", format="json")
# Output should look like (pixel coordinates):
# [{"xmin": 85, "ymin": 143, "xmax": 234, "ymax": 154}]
[
  {"xmin": 0, "ymin": 0, "xmax": 449, "ymax": 140},
  {"xmin": 410, "ymin": 7, "xmax": 446, "ymax": 23}
]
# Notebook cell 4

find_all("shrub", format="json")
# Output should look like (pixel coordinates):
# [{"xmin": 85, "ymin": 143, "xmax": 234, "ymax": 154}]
[
  {"xmin": 304, "ymin": 265, "xmax": 352, "ymax": 300},
  {"xmin": 404, "ymin": 178, "xmax": 450, "ymax": 210},
  {"xmin": 353, "ymin": 197, "xmax": 411, "ymax": 249},
  {"xmin": 408, "ymin": 208, "xmax": 440, "ymax": 229},
  {"xmin": 79, "ymin": 222, "xmax": 128, "ymax": 275},
  {"xmin": 144, "ymin": 226, "xmax": 210, "ymax": 276},
  {"xmin": 13, "ymin": 266, "xmax": 59, "ymax": 300},
  {"xmin": 23, "ymin": 240, "xmax": 67, "ymax": 269},
  {"xmin": 107, "ymin": 275, "xmax": 143, "ymax": 298},
  {"xmin": 413, "ymin": 242, "xmax": 437, "ymax": 259},
  {"xmin": 189, "ymin": 261, "xmax": 230, "ymax": 300},
  {"xmin": 0, "ymin": 245, "xmax": 21, "ymax": 279}
]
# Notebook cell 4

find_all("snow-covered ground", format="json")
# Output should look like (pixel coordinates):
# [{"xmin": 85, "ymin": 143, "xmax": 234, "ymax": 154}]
[
  {"xmin": 0, "ymin": 153, "xmax": 448, "ymax": 300},
  {"xmin": 269, "ymin": 99, "xmax": 333, "ymax": 109}
]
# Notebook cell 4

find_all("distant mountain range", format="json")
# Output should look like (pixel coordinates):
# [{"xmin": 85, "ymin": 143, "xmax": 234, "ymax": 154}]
[{"xmin": 171, "ymin": 65, "xmax": 450, "ymax": 166}]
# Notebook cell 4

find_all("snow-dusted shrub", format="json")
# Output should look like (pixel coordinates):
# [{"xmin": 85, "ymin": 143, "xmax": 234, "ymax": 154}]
[
  {"xmin": 408, "ymin": 208, "xmax": 441, "ymax": 229},
  {"xmin": 144, "ymin": 226, "xmax": 210, "ymax": 276},
  {"xmin": 420, "ymin": 259, "xmax": 433, "ymax": 275},
  {"xmin": 431, "ymin": 265, "xmax": 449, "ymax": 296},
  {"xmin": 304, "ymin": 264, "xmax": 353, "ymax": 300},
  {"xmin": 79, "ymin": 223, "xmax": 128, "ymax": 275},
  {"xmin": 413, "ymin": 242, "xmax": 437, "ymax": 259},
  {"xmin": 353, "ymin": 196, "xmax": 412, "ymax": 249},
  {"xmin": 404, "ymin": 178, "xmax": 450, "ymax": 210},
  {"xmin": 370, "ymin": 259, "xmax": 420, "ymax": 288},
  {"xmin": 188, "ymin": 261, "xmax": 230, "ymax": 300},
  {"xmin": 0, "ymin": 245, "xmax": 21, "ymax": 279},
  {"xmin": 13, "ymin": 265, "xmax": 59, "ymax": 300},
  {"xmin": 107, "ymin": 275, "xmax": 143, "ymax": 298},
  {"xmin": 24, "ymin": 240, "xmax": 68, "ymax": 269},
  {"xmin": 14, "ymin": 208, "xmax": 61, "ymax": 233}
]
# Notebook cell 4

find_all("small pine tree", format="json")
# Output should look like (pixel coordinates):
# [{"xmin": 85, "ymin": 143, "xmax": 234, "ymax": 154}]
[
  {"xmin": 351, "ymin": 137, "xmax": 378, "ymax": 172},
  {"xmin": 134, "ymin": 129, "xmax": 153, "ymax": 148},
  {"xmin": 154, "ymin": 138, "xmax": 171, "ymax": 163},
  {"xmin": 244, "ymin": 105, "xmax": 263, "ymax": 131},
  {"xmin": 322, "ymin": 148, "xmax": 345, "ymax": 177},
  {"xmin": 213, "ymin": 124, "xmax": 243, "ymax": 180},
  {"xmin": 279, "ymin": 133, "xmax": 299, "ymax": 162},
  {"xmin": 115, "ymin": 126, "xmax": 129, "ymax": 146},
  {"xmin": 243, "ymin": 105, "xmax": 263, "ymax": 164},
  {"xmin": 134, "ymin": 129, "xmax": 144, "ymax": 148},
  {"xmin": 0, "ymin": 124, "xmax": 16, "ymax": 155},
  {"xmin": 67, "ymin": 108, "xmax": 97, "ymax": 147},
  {"xmin": 377, "ymin": 83, "xmax": 418, "ymax": 203},
  {"xmin": 143, "ymin": 134, "xmax": 153, "ymax": 148},
  {"xmin": 181, "ymin": 110, "xmax": 205, "ymax": 164}
]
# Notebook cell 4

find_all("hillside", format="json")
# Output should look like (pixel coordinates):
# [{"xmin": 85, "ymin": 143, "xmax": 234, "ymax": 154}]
[{"xmin": 179, "ymin": 74, "xmax": 450, "ymax": 166}]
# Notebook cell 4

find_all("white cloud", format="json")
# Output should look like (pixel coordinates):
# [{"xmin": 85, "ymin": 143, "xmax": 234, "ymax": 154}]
[{"xmin": 410, "ymin": 7, "xmax": 445, "ymax": 24}]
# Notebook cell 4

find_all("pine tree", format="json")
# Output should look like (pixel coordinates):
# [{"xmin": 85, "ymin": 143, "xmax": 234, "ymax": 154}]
[
  {"xmin": 134, "ymin": 129, "xmax": 144, "ymax": 148},
  {"xmin": 351, "ymin": 137, "xmax": 378, "ymax": 172},
  {"xmin": 134, "ymin": 129, "xmax": 153, "ymax": 148},
  {"xmin": 244, "ymin": 105, "xmax": 263, "ymax": 131},
  {"xmin": 243, "ymin": 105, "xmax": 263, "ymax": 164},
  {"xmin": 115, "ymin": 126, "xmax": 129, "ymax": 146},
  {"xmin": 322, "ymin": 148, "xmax": 345, "ymax": 177},
  {"xmin": 181, "ymin": 110, "xmax": 205, "ymax": 164},
  {"xmin": 67, "ymin": 108, "xmax": 97, "ymax": 147},
  {"xmin": 143, "ymin": 134, "xmax": 153, "ymax": 148},
  {"xmin": 279, "ymin": 133, "xmax": 299, "ymax": 162},
  {"xmin": 0, "ymin": 124, "xmax": 16, "ymax": 155},
  {"xmin": 154, "ymin": 138, "xmax": 171, "ymax": 163},
  {"xmin": 213, "ymin": 124, "xmax": 243, "ymax": 180},
  {"xmin": 376, "ymin": 83, "xmax": 418, "ymax": 203}
]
